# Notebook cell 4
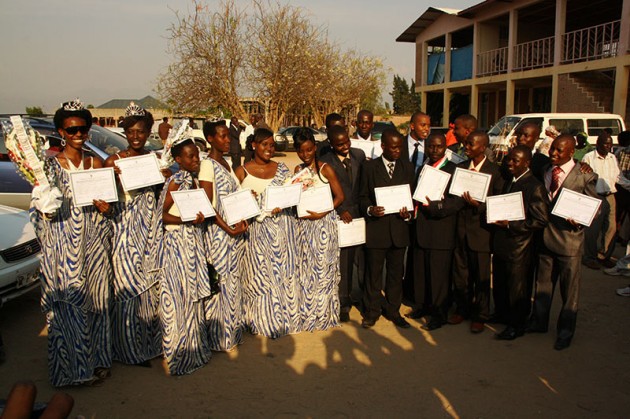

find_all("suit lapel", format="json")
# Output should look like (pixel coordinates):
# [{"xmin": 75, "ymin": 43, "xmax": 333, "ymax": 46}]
[{"xmin": 375, "ymin": 157, "xmax": 391, "ymax": 184}]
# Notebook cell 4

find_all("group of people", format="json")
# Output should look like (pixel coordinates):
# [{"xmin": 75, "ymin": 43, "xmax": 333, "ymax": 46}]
[{"xmin": 27, "ymin": 99, "xmax": 627, "ymax": 387}]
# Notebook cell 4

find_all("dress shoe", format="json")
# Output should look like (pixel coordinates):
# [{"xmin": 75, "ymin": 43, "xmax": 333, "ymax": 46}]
[
  {"xmin": 447, "ymin": 314, "xmax": 466, "ymax": 325},
  {"xmin": 340, "ymin": 311, "xmax": 350, "ymax": 323},
  {"xmin": 405, "ymin": 308, "xmax": 429, "ymax": 319},
  {"xmin": 361, "ymin": 318, "xmax": 376, "ymax": 329},
  {"xmin": 598, "ymin": 258, "xmax": 616, "ymax": 269},
  {"xmin": 554, "ymin": 337, "xmax": 572, "ymax": 351},
  {"xmin": 582, "ymin": 259, "xmax": 600, "ymax": 270},
  {"xmin": 422, "ymin": 317, "xmax": 444, "ymax": 331},
  {"xmin": 496, "ymin": 326, "xmax": 524, "ymax": 340},
  {"xmin": 470, "ymin": 321, "xmax": 485, "ymax": 334},
  {"xmin": 390, "ymin": 316, "xmax": 411, "ymax": 329}
]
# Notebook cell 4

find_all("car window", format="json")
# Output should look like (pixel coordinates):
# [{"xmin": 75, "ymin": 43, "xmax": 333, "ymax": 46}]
[
  {"xmin": 549, "ymin": 119, "xmax": 584, "ymax": 135},
  {"xmin": 87, "ymin": 126, "xmax": 128, "ymax": 155},
  {"xmin": 587, "ymin": 119, "xmax": 621, "ymax": 136},
  {"xmin": 488, "ymin": 116, "xmax": 522, "ymax": 136},
  {"xmin": 513, "ymin": 118, "xmax": 544, "ymax": 137}
]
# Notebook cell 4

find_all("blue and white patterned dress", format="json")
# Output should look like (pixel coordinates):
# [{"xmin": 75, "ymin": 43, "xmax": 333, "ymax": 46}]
[
  {"xmin": 293, "ymin": 165, "xmax": 341, "ymax": 331},
  {"xmin": 201, "ymin": 158, "xmax": 246, "ymax": 351},
  {"xmin": 241, "ymin": 162, "xmax": 301, "ymax": 338},
  {"xmin": 149, "ymin": 170, "xmax": 212, "ymax": 375},
  {"xmin": 30, "ymin": 157, "xmax": 112, "ymax": 387},
  {"xmin": 110, "ymin": 182, "xmax": 162, "ymax": 364}
]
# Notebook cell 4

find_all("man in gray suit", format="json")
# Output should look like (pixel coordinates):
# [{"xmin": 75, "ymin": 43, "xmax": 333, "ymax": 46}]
[{"xmin": 528, "ymin": 135, "xmax": 599, "ymax": 350}]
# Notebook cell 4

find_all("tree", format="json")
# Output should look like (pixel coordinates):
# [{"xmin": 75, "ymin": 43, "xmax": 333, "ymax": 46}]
[
  {"xmin": 390, "ymin": 75, "xmax": 422, "ymax": 115},
  {"xmin": 25, "ymin": 106, "xmax": 44, "ymax": 116}
]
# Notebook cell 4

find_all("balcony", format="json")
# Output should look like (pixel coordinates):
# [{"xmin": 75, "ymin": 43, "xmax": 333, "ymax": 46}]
[
  {"xmin": 513, "ymin": 36, "xmax": 555, "ymax": 71},
  {"xmin": 477, "ymin": 46, "xmax": 508, "ymax": 77},
  {"xmin": 562, "ymin": 20, "xmax": 620, "ymax": 64}
]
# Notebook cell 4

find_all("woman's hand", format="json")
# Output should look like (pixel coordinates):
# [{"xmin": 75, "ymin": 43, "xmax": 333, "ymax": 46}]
[
  {"xmin": 93, "ymin": 199, "xmax": 113, "ymax": 216},
  {"xmin": 271, "ymin": 207, "xmax": 282, "ymax": 215},
  {"xmin": 227, "ymin": 220, "xmax": 248, "ymax": 236},
  {"xmin": 301, "ymin": 210, "xmax": 329, "ymax": 220},
  {"xmin": 192, "ymin": 211, "xmax": 206, "ymax": 224}
]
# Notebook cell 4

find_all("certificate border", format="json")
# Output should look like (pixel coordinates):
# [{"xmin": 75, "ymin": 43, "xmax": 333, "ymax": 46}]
[
  {"xmin": 337, "ymin": 218, "xmax": 366, "ymax": 248},
  {"xmin": 551, "ymin": 188, "xmax": 602, "ymax": 227},
  {"xmin": 412, "ymin": 164, "xmax": 451, "ymax": 204},
  {"xmin": 449, "ymin": 167, "xmax": 492, "ymax": 202},
  {"xmin": 171, "ymin": 188, "xmax": 216, "ymax": 222},
  {"xmin": 297, "ymin": 183, "xmax": 334, "ymax": 217},
  {"xmin": 374, "ymin": 184, "xmax": 413, "ymax": 215},
  {"xmin": 486, "ymin": 191, "xmax": 525, "ymax": 223},
  {"xmin": 264, "ymin": 183, "xmax": 302, "ymax": 211},
  {"xmin": 114, "ymin": 153, "xmax": 164, "ymax": 192},
  {"xmin": 69, "ymin": 167, "xmax": 118, "ymax": 207},
  {"xmin": 222, "ymin": 188, "xmax": 261, "ymax": 226}
]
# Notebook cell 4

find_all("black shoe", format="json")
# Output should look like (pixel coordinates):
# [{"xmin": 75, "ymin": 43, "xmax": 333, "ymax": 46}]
[
  {"xmin": 496, "ymin": 326, "xmax": 524, "ymax": 341},
  {"xmin": 554, "ymin": 337, "xmax": 571, "ymax": 351},
  {"xmin": 422, "ymin": 318, "xmax": 444, "ymax": 331},
  {"xmin": 361, "ymin": 318, "xmax": 376, "ymax": 329},
  {"xmin": 390, "ymin": 316, "xmax": 411, "ymax": 329},
  {"xmin": 405, "ymin": 308, "xmax": 429, "ymax": 319},
  {"xmin": 340, "ymin": 311, "xmax": 350, "ymax": 323}
]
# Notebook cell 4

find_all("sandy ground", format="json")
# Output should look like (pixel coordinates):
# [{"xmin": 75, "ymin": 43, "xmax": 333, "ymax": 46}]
[{"xmin": 1, "ymin": 151, "xmax": 629, "ymax": 418}]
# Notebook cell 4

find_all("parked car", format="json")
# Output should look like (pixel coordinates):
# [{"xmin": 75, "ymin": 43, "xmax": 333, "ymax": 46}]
[
  {"xmin": 370, "ymin": 121, "xmax": 396, "ymax": 141},
  {"xmin": 0, "ymin": 204, "xmax": 41, "ymax": 305},
  {"xmin": 275, "ymin": 126, "xmax": 327, "ymax": 151}
]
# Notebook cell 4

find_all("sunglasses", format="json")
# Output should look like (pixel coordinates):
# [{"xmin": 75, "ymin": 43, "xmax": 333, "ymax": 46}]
[{"xmin": 64, "ymin": 126, "xmax": 90, "ymax": 135}]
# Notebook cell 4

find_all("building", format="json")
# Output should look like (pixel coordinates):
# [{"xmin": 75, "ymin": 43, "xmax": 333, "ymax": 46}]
[
  {"xmin": 90, "ymin": 95, "xmax": 171, "ymax": 126},
  {"xmin": 397, "ymin": 0, "xmax": 630, "ymax": 129}
]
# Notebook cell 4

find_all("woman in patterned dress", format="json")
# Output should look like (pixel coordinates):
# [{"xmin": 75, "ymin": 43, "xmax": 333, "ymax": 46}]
[
  {"xmin": 31, "ymin": 101, "xmax": 113, "ymax": 386},
  {"xmin": 199, "ymin": 120, "xmax": 249, "ymax": 351},
  {"xmin": 234, "ymin": 128, "xmax": 301, "ymax": 338},
  {"xmin": 156, "ymin": 139, "xmax": 212, "ymax": 375},
  {"xmin": 292, "ymin": 128, "xmax": 344, "ymax": 331},
  {"xmin": 103, "ymin": 103, "xmax": 163, "ymax": 366}
]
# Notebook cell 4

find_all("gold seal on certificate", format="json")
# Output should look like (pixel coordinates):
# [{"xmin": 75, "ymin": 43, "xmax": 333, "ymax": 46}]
[
  {"xmin": 338, "ymin": 218, "xmax": 366, "ymax": 248},
  {"xmin": 486, "ymin": 192, "xmax": 525, "ymax": 223},
  {"xmin": 114, "ymin": 154, "xmax": 164, "ymax": 191},
  {"xmin": 69, "ymin": 168, "xmax": 118, "ymax": 207},
  {"xmin": 221, "ymin": 188, "xmax": 261, "ymax": 226},
  {"xmin": 449, "ymin": 167, "xmax": 492, "ymax": 202},
  {"xmin": 551, "ymin": 189, "xmax": 602, "ymax": 227},
  {"xmin": 374, "ymin": 184, "xmax": 413, "ymax": 214},
  {"xmin": 171, "ymin": 189, "xmax": 216, "ymax": 222},
  {"xmin": 297, "ymin": 184, "xmax": 334, "ymax": 217}
]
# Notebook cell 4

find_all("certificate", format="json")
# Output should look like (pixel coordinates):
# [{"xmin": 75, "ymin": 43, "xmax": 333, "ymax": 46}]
[
  {"xmin": 551, "ymin": 189, "xmax": 602, "ymax": 227},
  {"xmin": 486, "ymin": 192, "xmax": 525, "ymax": 223},
  {"xmin": 445, "ymin": 149, "xmax": 467, "ymax": 164},
  {"xmin": 69, "ymin": 168, "xmax": 118, "ymax": 207},
  {"xmin": 350, "ymin": 140, "xmax": 375, "ymax": 157},
  {"xmin": 114, "ymin": 153, "xmax": 164, "ymax": 191},
  {"xmin": 297, "ymin": 184, "xmax": 334, "ymax": 217},
  {"xmin": 413, "ymin": 164, "xmax": 451, "ymax": 204},
  {"xmin": 374, "ymin": 184, "xmax": 413, "ymax": 214},
  {"xmin": 221, "ymin": 188, "xmax": 261, "ymax": 226},
  {"xmin": 264, "ymin": 183, "xmax": 302, "ymax": 211},
  {"xmin": 338, "ymin": 218, "xmax": 366, "ymax": 248},
  {"xmin": 171, "ymin": 189, "xmax": 216, "ymax": 222},
  {"xmin": 449, "ymin": 167, "xmax": 492, "ymax": 202}
]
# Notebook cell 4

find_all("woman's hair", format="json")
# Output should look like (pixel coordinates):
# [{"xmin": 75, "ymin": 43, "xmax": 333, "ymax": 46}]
[
  {"xmin": 203, "ymin": 119, "xmax": 227, "ymax": 139},
  {"xmin": 253, "ymin": 128, "xmax": 274, "ymax": 144},
  {"xmin": 53, "ymin": 107, "xmax": 93, "ymax": 130},
  {"xmin": 293, "ymin": 127, "xmax": 327, "ymax": 184},
  {"xmin": 171, "ymin": 139, "xmax": 195, "ymax": 158},
  {"xmin": 121, "ymin": 111, "xmax": 154, "ymax": 132}
]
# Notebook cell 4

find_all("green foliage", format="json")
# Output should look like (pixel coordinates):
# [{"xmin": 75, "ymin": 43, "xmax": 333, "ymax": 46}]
[
  {"xmin": 25, "ymin": 106, "xmax": 44, "ymax": 116},
  {"xmin": 390, "ymin": 75, "xmax": 421, "ymax": 115}
]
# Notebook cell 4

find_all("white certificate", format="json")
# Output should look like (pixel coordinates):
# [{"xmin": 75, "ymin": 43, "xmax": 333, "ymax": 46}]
[
  {"xmin": 486, "ymin": 192, "xmax": 525, "ymax": 223},
  {"xmin": 413, "ymin": 164, "xmax": 451, "ymax": 205},
  {"xmin": 445, "ymin": 149, "xmax": 467, "ymax": 164},
  {"xmin": 221, "ymin": 188, "xmax": 261, "ymax": 226},
  {"xmin": 374, "ymin": 184, "xmax": 413, "ymax": 214},
  {"xmin": 350, "ymin": 140, "xmax": 375, "ymax": 157},
  {"xmin": 551, "ymin": 189, "xmax": 602, "ymax": 227},
  {"xmin": 264, "ymin": 183, "xmax": 302, "ymax": 211},
  {"xmin": 297, "ymin": 184, "xmax": 334, "ymax": 217},
  {"xmin": 171, "ymin": 189, "xmax": 216, "ymax": 222},
  {"xmin": 69, "ymin": 168, "xmax": 118, "ymax": 207},
  {"xmin": 114, "ymin": 153, "xmax": 164, "ymax": 191},
  {"xmin": 449, "ymin": 167, "xmax": 492, "ymax": 202},
  {"xmin": 338, "ymin": 218, "xmax": 366, "ymax": 248}
]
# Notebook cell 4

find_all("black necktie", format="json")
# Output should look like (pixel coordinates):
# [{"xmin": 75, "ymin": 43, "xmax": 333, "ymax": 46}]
[
  {"xmin": 343, "ymin": 157, "xmax": 352, "ymax": 179},
  {"xmin": 411, "ymin": 142, "xmax": 420, "ymax": 168}
]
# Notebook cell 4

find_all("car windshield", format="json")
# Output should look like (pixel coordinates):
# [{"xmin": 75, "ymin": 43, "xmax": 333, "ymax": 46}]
[{"xmin": 488, "ymin": 116, "xmax": 522, "ymax": 136}]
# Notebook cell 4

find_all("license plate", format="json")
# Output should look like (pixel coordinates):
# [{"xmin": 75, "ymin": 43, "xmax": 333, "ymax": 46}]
[{"xmin": 16, "ymin": 271, "xmax": 39, "ymax": 289}]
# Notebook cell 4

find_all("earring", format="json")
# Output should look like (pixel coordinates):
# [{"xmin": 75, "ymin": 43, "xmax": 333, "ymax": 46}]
[{"xmin": 61, "ymin": 138, "xmax": 66, "ymax": 147}]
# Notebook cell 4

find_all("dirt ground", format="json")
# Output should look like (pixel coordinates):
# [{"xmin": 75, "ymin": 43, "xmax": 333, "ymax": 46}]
[{"xmin": 1, "ymin": 152, "xmax": 629, "ymax": 418}]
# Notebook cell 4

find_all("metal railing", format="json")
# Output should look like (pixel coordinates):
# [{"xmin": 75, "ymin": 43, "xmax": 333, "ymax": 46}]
[
  {"xmin": 477, "ymin": 46, "xmax": 508, "ymax": 77},
  {"xmin": 562, "ymin": 20, "xmax": 620, "ymax": 64},
  {"xmin": 513, "ymin": 36, "xmax": 555, "ymax": 71}
]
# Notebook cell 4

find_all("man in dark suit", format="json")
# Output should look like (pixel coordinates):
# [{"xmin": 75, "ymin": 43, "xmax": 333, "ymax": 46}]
[
  {"xmin": 410, "ymin": 133, "xmax": 462, "ymax": 330},
  {"xmin": 492, "ymin": 146, "xmax": 549, "ymax": 340},
  {"xmin": 359, "ymin": 128, "xmax": 415, "ymax": 329},
  {"xmin": 320, "ymin": 125, "xmax": 366, "ymax": 322},
  {"xmin": 528, "ymin": 135, "xmax": 599, "ymax": 350},
  {"xmin": 228, "ymin": 116, "xmax": 242, "ymax": 169},
  {"xmin": 449, "ymin": 131, "xmax": 505, "ymax": 333},
  {"xmin": 317, "ymin": 113, "xmax": 346, "ymax": 157},
  {"xmin": 448, "ymin": 114, "xmax": 496, "ymax": 163}
]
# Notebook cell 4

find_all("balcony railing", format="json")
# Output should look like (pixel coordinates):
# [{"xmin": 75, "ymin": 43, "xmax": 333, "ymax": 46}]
[
  {"xmin": 562, "ymin": 20, "xmax": 620, "ymax": 64},
  {"xmin": 477, "ymin": 46, "xmax": 508, "ymax": 77},
  {"xmin": 513, "ymin": 36, "xmax": 555, "ymax": 71}
]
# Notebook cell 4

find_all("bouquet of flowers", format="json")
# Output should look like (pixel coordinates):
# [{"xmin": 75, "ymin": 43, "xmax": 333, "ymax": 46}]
[
  {"xmin": 289, "ymin": 167, "xmax": 315, "ymax": 191},
  {"xmin": 1, "ymin": 117, "xmax": 62, "ymax": 214}
]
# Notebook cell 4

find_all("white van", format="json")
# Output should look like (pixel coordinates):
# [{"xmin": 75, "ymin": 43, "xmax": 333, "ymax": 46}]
[{"xmin": 488, "ymin": 113, "xmax": 626, "ymax": 150}]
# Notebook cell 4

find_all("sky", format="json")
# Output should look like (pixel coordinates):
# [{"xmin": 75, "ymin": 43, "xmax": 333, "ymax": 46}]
[{"xmin": 0, "ymin": 0, "xmax": 479, "ymax": 114}]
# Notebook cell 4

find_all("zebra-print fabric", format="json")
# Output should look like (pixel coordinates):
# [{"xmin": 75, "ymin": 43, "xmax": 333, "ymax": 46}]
[
  {"xmin": 202, "ymin": 159, "xmax": 246, "ymax": 351},
  {"xmin": 110, "ymin": 187, "xmax": 162, "ymax": 364},
  {"xmin": 30, "ymin": 158, "xmax": 112, "ymax": 386}
]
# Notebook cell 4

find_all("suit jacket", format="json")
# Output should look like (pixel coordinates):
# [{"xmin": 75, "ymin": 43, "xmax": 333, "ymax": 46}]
[
  {"xmin": 540, "ymin": 163, "xmax": 599, "ymax": 256},
  {"xmin": 447, "ymin": 143, "xmax": 496, "ymax": 163},
  {"xmin": 359, "ymin": 156, "xmax": 415, "ymax": 248},
  {"xmin": 530, "ymin": 152, "xmax": 550, "ymax": 181},
  {"xmin": 455, "ymin": 158, "xmax": 505, "ymax": 252},
  {"xmin": 493, "ymin": 171, "xmax": 549, "ymax": 259},
  {"xmin": 320, "ymin": 148, "xmax": 366, "ymax": 218},
  {"xmin": 416, "ymin": 161, "xmax": 462, "ymax": 250},
  {"xmin": 229, "ymin": 124, "xmax": 242, "ymax": 154}
]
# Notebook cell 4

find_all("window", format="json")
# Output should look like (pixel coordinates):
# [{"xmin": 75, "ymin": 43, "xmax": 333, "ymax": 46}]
[
  {"xmin": 549, "ymin": 119, "xmax": 584, "ymax": 135},
  {"xmin": 587, "ymin": 119, "xmax": 622, "ymax": 136}
]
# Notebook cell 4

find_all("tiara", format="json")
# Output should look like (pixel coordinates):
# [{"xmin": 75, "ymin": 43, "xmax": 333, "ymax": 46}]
[
  {"xmin": 125, "ymin": 101, "xmax": 146, "ymax": 117},
  {"xmin": 62, "ymin": 98, "xmax": 84, "ymax": 111}
]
